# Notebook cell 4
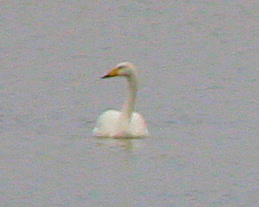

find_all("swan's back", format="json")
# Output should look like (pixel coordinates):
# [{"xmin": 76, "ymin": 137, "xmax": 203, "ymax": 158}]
[
  {"xmin": 93, "ymin": 110, "xmax": 148, "ymax": 138},
  {"xmin": 128, "ymin": 112, "xmax": 148, "ymax": 137},
  {"xmin": 93, "ymin": 110, "xmax": 121, "ymax": 137}
]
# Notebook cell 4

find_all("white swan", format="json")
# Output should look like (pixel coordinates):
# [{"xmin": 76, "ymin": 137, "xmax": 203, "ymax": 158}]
[{"xmin": 93, "ymin": 62, "xmax": 148, "ymax": 138}]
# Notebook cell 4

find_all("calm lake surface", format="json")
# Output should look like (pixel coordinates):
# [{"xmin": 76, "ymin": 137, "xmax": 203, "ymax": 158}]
[{"xmin": 1, "ymin": 1, "xmax": 258, "ymax": 206}]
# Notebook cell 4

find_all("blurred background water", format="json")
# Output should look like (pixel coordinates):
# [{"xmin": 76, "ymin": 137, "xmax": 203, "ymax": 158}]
[{"xmin": 0, "ymin": 0, "xmax": 258, "ymax": 206}]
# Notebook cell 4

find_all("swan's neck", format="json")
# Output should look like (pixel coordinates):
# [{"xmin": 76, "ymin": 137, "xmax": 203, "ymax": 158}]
[{"xmin": 122, "ymin": 74, "xmax": 137, "ymax": 120}]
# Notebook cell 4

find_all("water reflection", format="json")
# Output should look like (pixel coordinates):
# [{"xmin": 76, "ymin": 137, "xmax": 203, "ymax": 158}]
[{"xmin": 95, "ymin": 136, "xmax": 145, "ymax": 152}]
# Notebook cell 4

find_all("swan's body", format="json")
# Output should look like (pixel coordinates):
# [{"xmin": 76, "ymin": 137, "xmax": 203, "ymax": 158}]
[{"xmin": 93, "ymin": 62, "xmax": 148, "ymax": 138}]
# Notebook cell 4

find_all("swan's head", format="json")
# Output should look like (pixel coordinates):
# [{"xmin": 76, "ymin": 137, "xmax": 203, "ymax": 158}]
[{"xmin": 101, "ymin": 62, "xmax": 137, "ymax": 79}]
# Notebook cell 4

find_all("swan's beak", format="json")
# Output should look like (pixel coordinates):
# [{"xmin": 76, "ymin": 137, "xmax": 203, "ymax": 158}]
[{"xmin": 101, "ymin": 67, "xmax": 120, "ymax": 79}]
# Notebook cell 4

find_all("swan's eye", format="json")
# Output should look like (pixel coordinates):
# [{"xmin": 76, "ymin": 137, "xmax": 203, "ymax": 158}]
[{"xmin": 118, "ymin": 65, "xmax": 125, "ymax": 69}]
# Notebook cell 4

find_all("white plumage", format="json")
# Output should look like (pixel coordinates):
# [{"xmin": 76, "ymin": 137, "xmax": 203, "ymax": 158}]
[{"xmin": 93, "ymin": 62, "xmax": 148, "ymax": 138}]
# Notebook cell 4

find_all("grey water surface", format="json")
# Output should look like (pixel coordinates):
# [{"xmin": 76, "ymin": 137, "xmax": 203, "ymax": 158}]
[{"xmin": 1, "ymin": 1, "xmax": 258, "ymax": 206}]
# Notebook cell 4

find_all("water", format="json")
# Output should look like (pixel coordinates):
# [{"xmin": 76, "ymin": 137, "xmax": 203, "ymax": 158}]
[{"xmin": 1, "ymin": 1, "xmax": 258, "ymax": 206}]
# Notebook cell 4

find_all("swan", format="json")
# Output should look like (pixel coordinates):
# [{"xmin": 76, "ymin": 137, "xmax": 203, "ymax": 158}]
[{"xmin": 93, "ymin": 62, "xmax": 148, "ymax": 138}]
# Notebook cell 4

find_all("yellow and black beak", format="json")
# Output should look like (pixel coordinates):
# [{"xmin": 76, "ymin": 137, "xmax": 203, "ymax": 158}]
[{"xmin": 101, "ymin": 67, "xmax": 120, "ymax": 79}]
